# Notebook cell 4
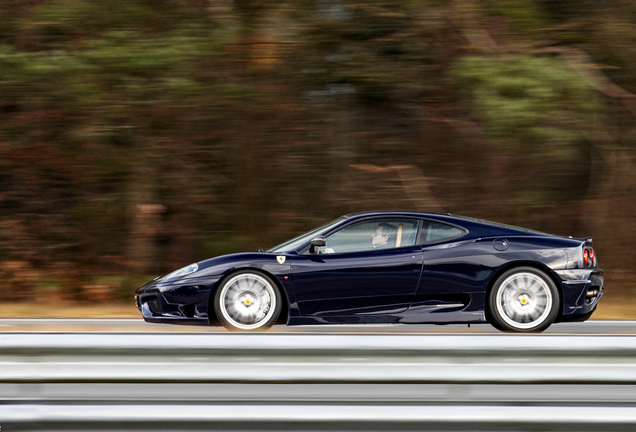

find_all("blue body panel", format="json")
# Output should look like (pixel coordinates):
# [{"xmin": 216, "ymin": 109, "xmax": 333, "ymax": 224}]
[
  {"xmin": 135, "ymin": 253, "xmax": 293, "ymax": 324},
  {"xmin": 135, "ymin": 211, "xmax": 604, "ymax": 326},
  {"xmin": 289, "ymin": 245, "xmax": 423, "ymax": 316}
]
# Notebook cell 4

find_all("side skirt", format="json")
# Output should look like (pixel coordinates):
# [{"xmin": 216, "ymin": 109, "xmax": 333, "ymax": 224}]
[{"xmin": 287, "ymin": 310, "xmax": 486, "ymax": 326}]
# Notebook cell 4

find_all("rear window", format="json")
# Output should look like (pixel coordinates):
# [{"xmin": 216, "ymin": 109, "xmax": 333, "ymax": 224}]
[
  {"xmin": 419, "ymin": 221, "xmax": 466, "ymax": 244},
  {"xmin": 451, "ymin": 215, "xmax": 549, "ymax": 235}
]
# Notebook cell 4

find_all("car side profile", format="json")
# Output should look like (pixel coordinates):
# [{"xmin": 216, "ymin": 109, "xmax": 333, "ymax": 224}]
[{"xmin": 135, "ymin": 211, "xmax": 604, "ymax": 332}]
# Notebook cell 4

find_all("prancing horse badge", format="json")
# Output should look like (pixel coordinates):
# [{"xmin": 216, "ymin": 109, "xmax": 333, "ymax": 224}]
[{"xmin": 276, "ymin": 256, "xmax": 286, "ymax": 264}]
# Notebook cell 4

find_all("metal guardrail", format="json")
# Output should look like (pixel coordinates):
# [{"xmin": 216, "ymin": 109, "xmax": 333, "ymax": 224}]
[
  {"xmin": 2, "ymin": 332, "xmax": 636, "ymax": 431},
  {"xmin": 3, "ymin": 356, "xmax": 636, "ymax": 383},
  {"xmin": 1, "ymin": 333, "xmax": 636, "ymax": 383},
  {"xmin": 3, "ymin": 332, "xmax": 636, "ymax": 354},
  {"xmin": 5, "ymin": 404, "xmax": 636, "ymax": 431}
]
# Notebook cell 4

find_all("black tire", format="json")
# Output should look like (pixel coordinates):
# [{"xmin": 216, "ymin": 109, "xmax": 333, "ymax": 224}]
[
  {"xmin": 488, "ymin": 267, "xmax": 559, "ymax": 333},
  {"xmin": 213, "ymin": 270, "xmax": 282, "ymax": 332}
]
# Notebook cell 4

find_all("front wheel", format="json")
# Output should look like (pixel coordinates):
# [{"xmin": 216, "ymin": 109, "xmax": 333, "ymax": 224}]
[
  {"xmin": 214, "ymin": 271, "xmax": 282, "ymax": 332},
  {"xmin": 488, "ymin": 267, "xmax": 559, "ymax": 333}
]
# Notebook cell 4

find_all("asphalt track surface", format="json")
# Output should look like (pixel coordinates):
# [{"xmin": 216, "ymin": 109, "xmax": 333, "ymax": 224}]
[{"xmin": 0, "ymin": 318, "xmax": 635, "ymax": 333}]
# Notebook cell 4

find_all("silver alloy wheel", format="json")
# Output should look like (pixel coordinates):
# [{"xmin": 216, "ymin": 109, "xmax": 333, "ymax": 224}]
[
  {"xmin": 495, "ymin": 272, "xmax": 552, "ymax": 330},
  {"xmin": 219, "ymin": 273, "xmax": 276, "ymax": 330}
]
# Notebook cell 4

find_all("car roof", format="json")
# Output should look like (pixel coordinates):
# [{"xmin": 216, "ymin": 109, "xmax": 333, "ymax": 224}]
[
  {"xmin": 342, "ymin": 210, "xmax": 447, "ymax": 219},
  {"xmin": 340, "ymin": 211, "xmax": 552, "ymax": 237}
]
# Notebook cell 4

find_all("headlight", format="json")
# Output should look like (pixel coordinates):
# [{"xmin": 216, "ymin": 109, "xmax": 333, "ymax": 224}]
[{"xmin": 164, "ymin": 263, "xmax": 198, "ymax": 280}]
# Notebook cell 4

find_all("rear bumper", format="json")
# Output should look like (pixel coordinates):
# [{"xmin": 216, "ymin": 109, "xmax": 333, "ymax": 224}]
[{"xmin": 554, "ymin": 269, "xmax": 604, "ymax": 322}]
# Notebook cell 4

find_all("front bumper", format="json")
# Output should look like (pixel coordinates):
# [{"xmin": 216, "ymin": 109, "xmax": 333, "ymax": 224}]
[
  {"xmin": 135, "ymin": 276, "xmax": 221, "ymax": 325},
  {"xmin": 555, "ymin": 268, "xmax": 604, "ymax": 322}
]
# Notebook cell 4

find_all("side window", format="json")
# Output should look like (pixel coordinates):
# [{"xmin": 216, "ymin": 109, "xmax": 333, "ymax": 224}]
[
  {"xmin": 419, "ymin": 221, "xmax": 466, "ymax": 244},
  {"xmin": 320, "ymin": 218, "xmax": 419, "ymax": 254}
]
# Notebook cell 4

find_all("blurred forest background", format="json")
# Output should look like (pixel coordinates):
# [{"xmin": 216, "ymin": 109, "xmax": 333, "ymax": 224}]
[{"xmin": 1, "ymin": 0, "xmax": 635, "ymax": 314}]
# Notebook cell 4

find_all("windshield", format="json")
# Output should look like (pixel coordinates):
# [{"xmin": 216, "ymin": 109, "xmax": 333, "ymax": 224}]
[{"xmin": 267, "ymin": 217, "xmax": 346, "ymax": 253}]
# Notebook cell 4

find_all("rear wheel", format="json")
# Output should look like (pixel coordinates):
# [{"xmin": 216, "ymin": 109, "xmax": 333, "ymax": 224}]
[
  {"xmin": 488, "ymin": 267, "xmax": 559, "ymax": 333},
  {"xmin": 214, "ymin": 271, "xmax": 282, "ymax": 332}
]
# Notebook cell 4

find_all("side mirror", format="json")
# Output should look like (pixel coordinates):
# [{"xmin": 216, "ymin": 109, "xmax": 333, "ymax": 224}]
[{"xmin": 309, "ymin": 236, "xmax": 326, "ymax": 254}]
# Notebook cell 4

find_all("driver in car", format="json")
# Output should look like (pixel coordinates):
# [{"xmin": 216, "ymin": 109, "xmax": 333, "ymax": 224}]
[
  {"xmin": 323, "ymin": 222, "xmax": 397, "ymax": 253},
  {"xmin": 372, "ymin": 222, "xmax": 397, "ymax": 249}
]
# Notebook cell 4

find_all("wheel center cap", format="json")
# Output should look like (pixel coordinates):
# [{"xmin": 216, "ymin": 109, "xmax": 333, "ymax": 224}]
[
  {"xmin": 519, "ymin": 296, "xmax": 529, "ymax": 305},
  {"xmin": 244, "ymin": 298, "xmax": 252, "ymax": 306}
]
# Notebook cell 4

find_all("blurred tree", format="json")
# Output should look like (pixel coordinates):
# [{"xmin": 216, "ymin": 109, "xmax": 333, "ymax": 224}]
[{"xmin": 0, "ymin": 0, "xmax": 635, "ymax": 302}]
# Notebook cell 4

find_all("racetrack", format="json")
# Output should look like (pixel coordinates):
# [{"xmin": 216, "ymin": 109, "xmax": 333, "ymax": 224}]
[{"xmin": 3, "ymin": 325, "xmax": 636, "ymax": 431}]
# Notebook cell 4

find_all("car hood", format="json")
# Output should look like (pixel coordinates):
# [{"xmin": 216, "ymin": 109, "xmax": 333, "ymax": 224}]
[{"xmin": 137, "ymin": 251, "xmax": 293, "ymax": 293}]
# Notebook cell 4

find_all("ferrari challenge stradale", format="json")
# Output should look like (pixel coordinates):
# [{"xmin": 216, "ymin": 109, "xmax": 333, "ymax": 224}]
[{"xmin": 135, "ymin": 211, "xmax": 604, "ymax": 332}]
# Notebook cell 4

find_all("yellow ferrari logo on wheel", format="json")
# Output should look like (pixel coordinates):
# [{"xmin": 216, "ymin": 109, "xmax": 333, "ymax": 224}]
[{"xmin": 276, "ymin": 256, "xmax": 286, "ymax": 264}]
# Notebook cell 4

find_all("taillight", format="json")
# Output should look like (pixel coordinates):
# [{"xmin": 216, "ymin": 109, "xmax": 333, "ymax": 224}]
[
  {"xmin": 590, "ymin": 249, "xmax": 595, "ymax": 265},
  {"xmin": 583, "ymin": 249, "xmax": 589, "ymax": 266}
]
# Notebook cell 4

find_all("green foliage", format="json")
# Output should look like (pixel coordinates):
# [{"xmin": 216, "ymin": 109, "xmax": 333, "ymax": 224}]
[
  {"xmin": 298, "ymin": 1, "xmax": 442, "ymax": 107},
  {"xmin": 485, "ymin": 0, "xmax": 546, "ymax": 31},
  {"xmin": 454, "ymin": 54, "xmax": 601, "ymax": 209},
  {"xmin": 403, "ymin": 0, "xmax": 444, "ymax": 11},
  {"xmin": 454, "ymin": 55, "xmax": 599, "ymax": 158},
  {"xmin": 21, "ymin": 0, "xmax": 213, "ymax": 46},
  {"xmin": 34, "ymin": 278, "xmax": 62, "ymax": 293},
  {"xmin": 0, "ymin": 2, "xmax": 239, "ymax": 277}
]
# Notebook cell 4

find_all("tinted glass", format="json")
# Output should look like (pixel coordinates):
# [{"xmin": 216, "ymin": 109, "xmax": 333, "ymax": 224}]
[
  {"xmin": 451, "ymin": 214, "xmax": 548, "ymax": 235},
  {"xmin": 420, "ymin": 220, "xmax": 466, "ymax": 244},
  {"xmin": 320, "ymin": 218, "xmax": 419, "ymax": 254}
]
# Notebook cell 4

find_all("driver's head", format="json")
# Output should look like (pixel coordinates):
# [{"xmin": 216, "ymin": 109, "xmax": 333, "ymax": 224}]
[{"xmin": 372, "ymin": 222, "xmax": 397, "ymax": 247}]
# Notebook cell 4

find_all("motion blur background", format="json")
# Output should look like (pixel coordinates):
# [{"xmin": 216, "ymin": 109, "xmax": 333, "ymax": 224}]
[{"xmin": 0, "ymin": 0, "xmax": 634, "ymax": 317}]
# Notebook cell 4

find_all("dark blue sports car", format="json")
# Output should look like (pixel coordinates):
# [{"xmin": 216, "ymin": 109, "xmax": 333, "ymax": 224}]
[{"xmin": 135, "ymin": 211, "xmax": 603, "ymax": 332}]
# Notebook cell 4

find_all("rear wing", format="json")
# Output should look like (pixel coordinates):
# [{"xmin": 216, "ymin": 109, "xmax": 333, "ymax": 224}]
[{"xmin": 573, "ymin": 237, "xmax": 593, "ymax": 246}]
